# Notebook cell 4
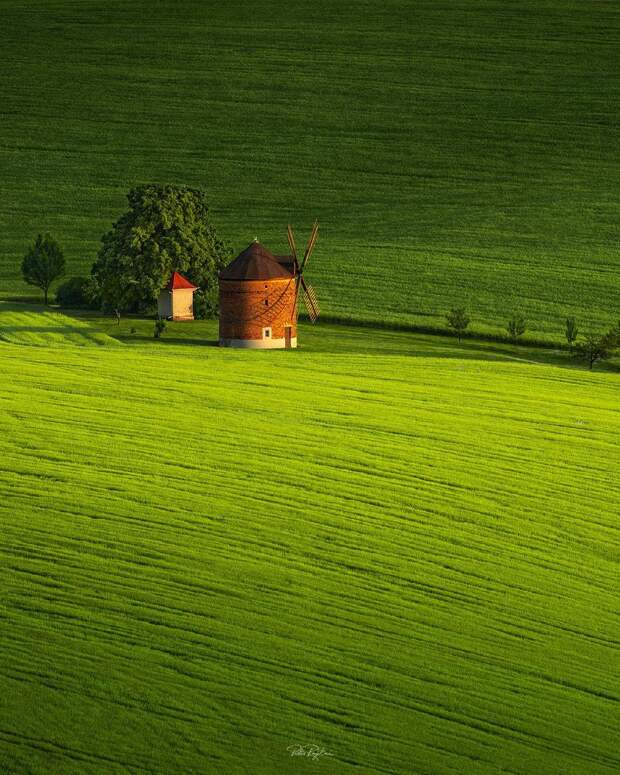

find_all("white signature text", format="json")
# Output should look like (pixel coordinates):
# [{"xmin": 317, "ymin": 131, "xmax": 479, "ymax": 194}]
[{"xmin": 287, "ymin": 744, "xmax": 334, "ymax": 761}]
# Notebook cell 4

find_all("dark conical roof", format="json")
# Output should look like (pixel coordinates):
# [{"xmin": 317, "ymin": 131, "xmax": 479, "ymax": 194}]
[{"xmin": 220, "ymin": 241, "xmax": 294, "ymax": 281}]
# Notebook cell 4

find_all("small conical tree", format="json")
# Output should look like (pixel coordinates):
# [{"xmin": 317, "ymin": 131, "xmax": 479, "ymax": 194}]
[
  {"xmin": 565, "ymin": 317, "xmax": 578, "ymax": 351},
  {"xmin": 21, "ymin": 234, "xmax": 66, "ymax": 305},
  {"xmin": 507, "ymin": 313, "xmax": 526, "ymax": 343},
  {"xmin": 446, "ymin": 307, "xmax": 470, "ymax": 342}
]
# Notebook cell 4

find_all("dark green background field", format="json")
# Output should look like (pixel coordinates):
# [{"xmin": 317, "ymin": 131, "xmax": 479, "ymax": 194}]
[{"xmin": 1, "ymin": 0, "xmax": 619, "ymax": 334}]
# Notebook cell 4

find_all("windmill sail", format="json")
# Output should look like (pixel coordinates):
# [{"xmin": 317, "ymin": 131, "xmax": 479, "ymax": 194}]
[
  {"xmin": 300, "ymin": 220, "xmax": 319, "ymax": 273},
  {"xmin": 301, "ymin": 278, "xmax": 320, "ymax": 323},
  {"xmin": 287, "ymin": 221, "xmax": 320, "ymax": 323},
  {"xmin": 287, "ymin": 224, "xmax": 299, "ymax": 272}
]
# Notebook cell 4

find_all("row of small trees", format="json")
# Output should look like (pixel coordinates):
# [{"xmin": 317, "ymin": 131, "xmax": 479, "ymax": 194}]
[
  {"xmin": 446, "ymin": 307, "xmax": 620, "ymax": 370},
  {"xmin": 446, "ymin": 308, "xmax": 530, "ymax": 343}
]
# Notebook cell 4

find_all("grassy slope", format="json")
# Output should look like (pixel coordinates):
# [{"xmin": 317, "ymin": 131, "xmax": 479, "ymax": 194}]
[
  {"xmin": 0, "ymin": 303, "xmax": 119, "ymax": 346},
  {"xmin": 0, "ymin": 321, "xmax": 618, "ymax": 774},
  {"xmin": 1, "ymin": 1, "xmax": 619, "ymax": 335}
]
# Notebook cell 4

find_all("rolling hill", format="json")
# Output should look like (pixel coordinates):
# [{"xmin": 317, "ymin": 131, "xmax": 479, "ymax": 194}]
[
  {"xmin": 0, "ymin": 302, "xmax": 119, "ymax": 346},
  {"xmin": 0, "ymin": 317, "xmax": 618, "ymax": 773},
  {"xmin": 1, "ymin": 0, "xmax": 619, "ymax": 335},
  {"xmin": 1, "ymin": 2, "xmax": 619, "ymax": 772}
]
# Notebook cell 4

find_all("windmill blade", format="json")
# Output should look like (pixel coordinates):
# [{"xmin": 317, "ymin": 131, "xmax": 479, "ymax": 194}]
[
  {"xmin": 302, "ymin": 285, "xmax": 319, "ymax": 323},
  {"xmin": 299, "ymin": 220, "xmax": 319, "ymax": 274},
  {"xmin": 299, "ymin": 220, "xmax": 319, "ymax": 273},
  {"xmin": 286, "ymin": 224, "xmax": 299, "ymax": 273},
  {"xmin": 300, "ymin": 276, "xmax": 320, "ymax": 323}
]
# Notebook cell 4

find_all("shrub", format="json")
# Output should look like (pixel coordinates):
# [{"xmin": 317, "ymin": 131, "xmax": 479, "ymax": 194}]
[
  {"xmin": 507, "ymin": 314, "xmax": 527, "ymax": 343},
  {"xmin": 56, "ymin": 276, "xmax": 99, "ymax": 309},
  {"xmin": 154, "ymin": 319, "xmax": 167, "ymax": 339}
]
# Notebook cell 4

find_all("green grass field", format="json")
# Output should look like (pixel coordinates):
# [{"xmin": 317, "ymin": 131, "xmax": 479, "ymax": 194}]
[
  {"xmin": 0, "ymin": 303, "xmax": 119, "ymax": 346},
  {"xmin": 0, "ymin": 310, "xmax": 618, "ymax": 773},
  {"xmin": 1, "ymin": 0, "xmax": 619, "ymax": 335},
  {"xmin": 2, "ymin": 2, "xmax": 619, "ymax": 771}
]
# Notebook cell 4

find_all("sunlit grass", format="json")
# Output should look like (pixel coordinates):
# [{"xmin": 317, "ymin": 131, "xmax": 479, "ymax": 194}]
[
  {"xmin": 0, "ymin": 315, "xmax": 618, "ymax": 773},
  {"xmin": 0, "ymin": 303, "xmax": 119, "ymax": 346}
]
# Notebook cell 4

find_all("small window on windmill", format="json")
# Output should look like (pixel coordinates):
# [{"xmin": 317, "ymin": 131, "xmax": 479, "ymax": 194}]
[{"xmin": 263, "ymin": 327, "xmax": 272, "ymax": 339}]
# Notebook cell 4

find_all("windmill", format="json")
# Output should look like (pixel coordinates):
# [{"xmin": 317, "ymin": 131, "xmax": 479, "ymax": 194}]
[{"xmin": 287, "ymin": 220, "xmax": 320, "ymax": 323}]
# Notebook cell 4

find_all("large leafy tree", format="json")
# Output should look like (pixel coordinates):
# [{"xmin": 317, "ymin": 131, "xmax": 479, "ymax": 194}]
[
  {"xmin": 21, "ymin": 234, "xmax": 66, "ymax": 305},
  {"xmin": 92, "ymin": 184, "xmax": 230, "ymax": 313}
]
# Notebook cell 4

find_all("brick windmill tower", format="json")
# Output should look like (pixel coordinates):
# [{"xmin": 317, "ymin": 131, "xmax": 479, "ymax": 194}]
[{"xmin": 218, "ymin": 222, "xmax": 320, "ymax": 349}]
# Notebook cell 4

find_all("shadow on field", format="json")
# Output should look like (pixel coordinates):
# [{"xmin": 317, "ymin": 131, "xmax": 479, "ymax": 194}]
[
  {"xmin": 304, "ymin": 330, "xmax": 620, "ymax": 373},
  {"xmin": 0, "ymin": 326, "xmax": 87, "ymax": 334},
  {"xmin": 2, "ymin": 296, "xmax": 44, "ymax": 305},
  {"xmin": 163, "ymin": 337, "xmax": 219, "ymax": 347},
  {"xmin": 114, "ymin": 334, "xmax": 220, "ymax": 348}
]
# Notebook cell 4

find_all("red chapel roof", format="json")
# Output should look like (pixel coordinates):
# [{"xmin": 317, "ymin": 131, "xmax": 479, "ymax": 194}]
[{"xmin": 165, "ymin": 271, "xmax": 198, "ymax": 291}]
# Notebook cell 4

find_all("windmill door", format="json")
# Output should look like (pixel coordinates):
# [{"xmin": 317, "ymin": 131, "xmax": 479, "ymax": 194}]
[{"xmin": 284, "ymin": 326, "xmax": 292, "ymax": 349}]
